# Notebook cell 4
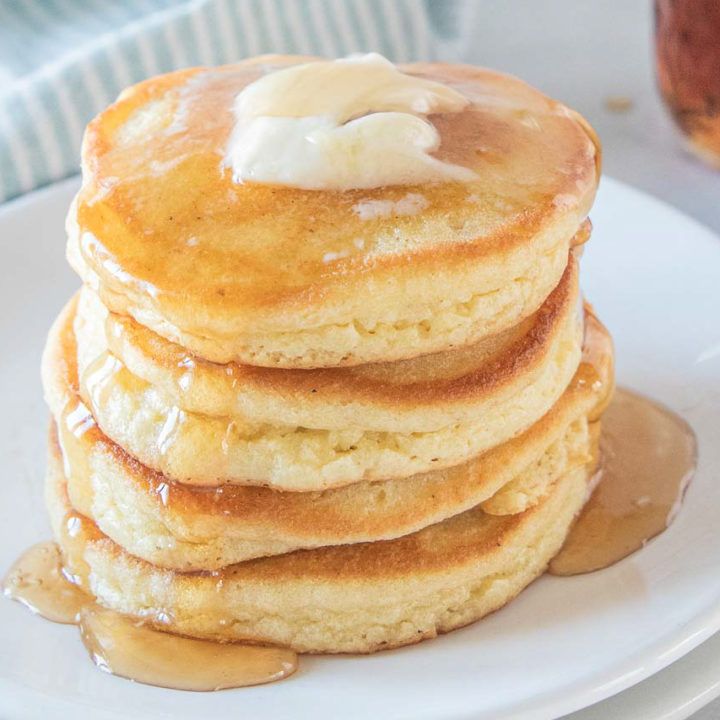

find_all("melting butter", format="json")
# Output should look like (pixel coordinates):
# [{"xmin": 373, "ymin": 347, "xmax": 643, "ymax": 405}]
[{"xmin": 225, "ymin": 53, "xmax": 476, "ymax": 190}]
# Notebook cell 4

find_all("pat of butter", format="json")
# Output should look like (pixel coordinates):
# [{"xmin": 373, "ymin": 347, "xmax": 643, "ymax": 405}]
[{"xmin": 224, "ymin": 54, "xmax": 476, "ymax": 190}]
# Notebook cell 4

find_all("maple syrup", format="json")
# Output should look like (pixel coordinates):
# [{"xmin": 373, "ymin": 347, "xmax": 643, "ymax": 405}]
[
  {"xmin": 79, "ymin": 606, "xmax": 296, "ymax": 691},
  {"xmin": 550, "ymin": 387, "xmax": 697, "ymax": 575},
  {"xmin": 2, "ymin": 542, "xmax": 86, "ymax": 624}
]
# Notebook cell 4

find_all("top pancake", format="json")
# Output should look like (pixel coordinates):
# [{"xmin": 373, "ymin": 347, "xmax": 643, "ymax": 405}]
[{"xmin": 69, "ymin": 55, "xmax": 599, "ymax": 368}]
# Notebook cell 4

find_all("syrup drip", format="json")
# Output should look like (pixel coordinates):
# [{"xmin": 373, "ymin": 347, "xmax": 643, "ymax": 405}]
[
  {"xmin": 2, "ymin": 542, "xmax": 86, "ymax": 624},
  {"xmin": 2, "ymin": 542, "xmax": 297, "ymax": 689},
  {"xmin": 550, "ymin": 387, "xmax": 697, "ymax": 576},
  {"xmin": 80, "ymin": 606, "xmax": 297, "ymax": 691},
  {"xmin": 81, "ymin": 351, "xmax": 188, "ymax": 459}
]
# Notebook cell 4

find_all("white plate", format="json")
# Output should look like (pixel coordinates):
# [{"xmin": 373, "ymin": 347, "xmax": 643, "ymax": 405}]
[
  {"xmin": 564, "ymin": 629, "xmax": 720, "ymax": 720},
  {"xmin": 1, "ymin": 177, "xmax": 719, "ymax": 720}
]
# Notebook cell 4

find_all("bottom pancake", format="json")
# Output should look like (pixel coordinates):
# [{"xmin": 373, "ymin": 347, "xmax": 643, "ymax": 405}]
[{"xmin": 47, "ymin": 438, "xmax": 593, "ymax": 654}]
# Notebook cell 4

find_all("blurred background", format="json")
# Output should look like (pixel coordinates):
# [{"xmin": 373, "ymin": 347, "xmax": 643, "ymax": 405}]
[{"xmin": 0, "ymin": 0, "xmax": 718, "ymax": 230}]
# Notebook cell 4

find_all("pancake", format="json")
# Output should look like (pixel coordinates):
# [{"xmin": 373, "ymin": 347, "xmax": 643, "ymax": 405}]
[
  {"xmin": 45, "ymin": 288, "xmax": 611, "ymax": 568},
  {"xmin": 63, "ymin": 261, "xmax": 584, "ymax": 491},
  {"xmin": 45, "ymin": 298, "xmax": 611, "ymax": 569},
  {"xmin": 46, "ymin": 435, "xmax": 594, "ymax": 654},
  {"xmin": 52, "ymin": 415, "xmax": 590, "ymax": 571},
  {"xmin": 482, "ymin": 418, "xmax": 601, "ymax": 516},
  {"xmin": 79, "ymin": 254, "xmax": 589, "ymax": 435},
  {"xmin": 69, "ymin": 55, "xmax": 599, "ymax": 368}
]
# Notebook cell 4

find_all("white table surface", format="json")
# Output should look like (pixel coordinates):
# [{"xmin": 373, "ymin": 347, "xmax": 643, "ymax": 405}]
[{"xmin": 458, "ymin": 2, "xmax": 719, "ymax": 718}]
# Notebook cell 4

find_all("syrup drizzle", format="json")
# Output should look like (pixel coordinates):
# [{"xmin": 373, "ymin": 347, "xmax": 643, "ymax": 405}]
[
  {"xmin": 79, "ymin": 606, "xmax": 297, "ymax": 691},
  {"xmin": 550, "ymin": 387, "xmax": 697, "ymax": 576}
]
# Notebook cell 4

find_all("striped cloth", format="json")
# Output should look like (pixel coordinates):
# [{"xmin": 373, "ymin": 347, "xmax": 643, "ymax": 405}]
[{"xmin": 0, "ymin": 0, "xmax": 460, "ymax": 205}]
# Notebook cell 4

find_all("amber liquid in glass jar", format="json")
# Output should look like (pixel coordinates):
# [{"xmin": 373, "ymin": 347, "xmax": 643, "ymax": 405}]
[{"xmin": 655, "ymin": 0, "xmax": 720, "ymax": 166}]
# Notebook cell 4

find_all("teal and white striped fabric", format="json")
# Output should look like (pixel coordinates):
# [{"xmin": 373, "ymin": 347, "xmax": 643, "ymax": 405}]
[{"xmin": 0, "ymin": 0, "xmax": 460, "ymax": 204}]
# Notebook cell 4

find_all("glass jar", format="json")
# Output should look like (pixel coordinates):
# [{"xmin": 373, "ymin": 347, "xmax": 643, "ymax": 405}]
[{"xmin": 655, "ymin": 0, "xmax": 720, "ymax": 167}]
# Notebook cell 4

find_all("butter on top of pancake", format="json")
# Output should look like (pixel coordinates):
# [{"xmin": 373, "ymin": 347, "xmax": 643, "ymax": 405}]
[
  {"xmin": 224, "ymin": 53, "xmax": 476, "ymax": 189},
  {"xmin": 71, "ymin": 55, "xmax": 600, "ymax": 368}
]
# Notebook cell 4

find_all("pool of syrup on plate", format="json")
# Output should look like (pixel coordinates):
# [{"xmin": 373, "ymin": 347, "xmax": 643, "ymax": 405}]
[
  {"xmin": 2, "ymin": 541, "xmax": 297, "ymax": 690},
  {"xmin": 550, "ymin": 386, "xmax": 697, "ymax": 575}
]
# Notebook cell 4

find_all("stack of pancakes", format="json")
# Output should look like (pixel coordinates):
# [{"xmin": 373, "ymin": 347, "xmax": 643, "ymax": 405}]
[{"xmin": 41, "ymin": 57, "xmax": 613, "ymax": 654}]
